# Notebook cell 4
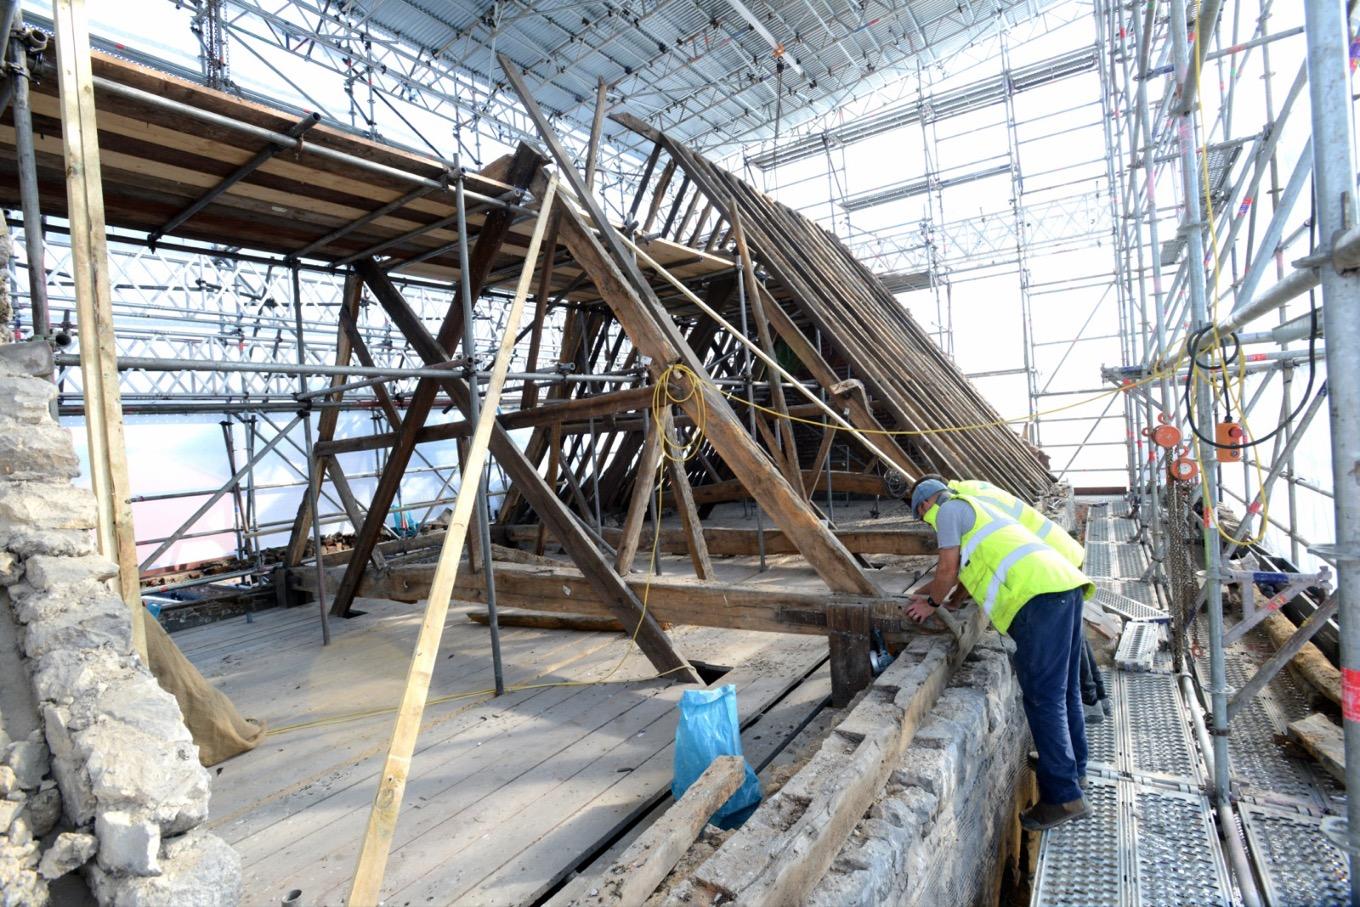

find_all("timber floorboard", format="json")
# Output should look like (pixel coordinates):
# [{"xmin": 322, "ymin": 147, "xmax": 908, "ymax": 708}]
[
  {"xmin": 182, "ymin": 589, "xmax": 829, "ymax": 907},
  {"xmin": 543, "ymin": 663, "xmax": 834, "ymax": 906}
]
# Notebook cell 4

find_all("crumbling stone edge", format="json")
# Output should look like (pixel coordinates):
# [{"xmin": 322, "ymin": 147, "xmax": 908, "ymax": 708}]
[
  {"xmin": 0, "ymin": 340, "xmax": 241, "ymax": 906},
  {"xmin": 807, "ymin": 633, "xmax": 1027, "ymax": 906}
]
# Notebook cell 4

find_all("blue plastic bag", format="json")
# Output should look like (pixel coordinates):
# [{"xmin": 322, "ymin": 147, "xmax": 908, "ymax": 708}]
[{"xmin": 672, "ymin": 684, "xmax": 762, "ymax": 830}]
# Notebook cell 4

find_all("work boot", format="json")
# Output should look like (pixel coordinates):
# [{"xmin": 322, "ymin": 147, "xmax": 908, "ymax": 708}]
[
  {"xmin": 1020, "ymin": 798, "xmax": 1089, "ymax": 831},
  {"xmin": 1101, "ymin": 698, "xmax": 1113, "ymax": 717},
  {"xmin": 1084, "ymin": 702, "xmax": 1105, "ymax": 724}
]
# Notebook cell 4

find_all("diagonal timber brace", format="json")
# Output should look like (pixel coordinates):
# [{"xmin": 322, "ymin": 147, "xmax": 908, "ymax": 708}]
[
  {"xmin": 555, "ymin": 206, "xmax": 880, "ymax": 599},
  {"xmin": 327, "ymin": 145, "xmax": 543, "ymax": 618},
  {"xmin": 355, "ymin": 260, "xmax": 696, "ymax": 682}
]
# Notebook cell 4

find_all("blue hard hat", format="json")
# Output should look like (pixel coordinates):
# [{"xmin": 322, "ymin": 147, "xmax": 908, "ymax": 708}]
[{"xmin": 910, "ymin": 478, "xmax": 948, "ymax": 516}]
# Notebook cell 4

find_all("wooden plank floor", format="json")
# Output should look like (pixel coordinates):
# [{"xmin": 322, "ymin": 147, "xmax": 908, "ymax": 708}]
[{"xmin": 181, "ymin": 575, "xmax": 830, "ymax": 907}]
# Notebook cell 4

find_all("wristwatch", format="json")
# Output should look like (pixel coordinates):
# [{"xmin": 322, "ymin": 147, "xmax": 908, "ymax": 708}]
[{"xmin": 925, "ymin": 595, "xmax": 940, "ymax": 609}]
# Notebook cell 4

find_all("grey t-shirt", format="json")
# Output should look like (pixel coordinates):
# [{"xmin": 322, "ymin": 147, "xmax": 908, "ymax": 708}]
[{"xmin": 935, "ymin": 495, "xmax": 976, "ymax": 549}]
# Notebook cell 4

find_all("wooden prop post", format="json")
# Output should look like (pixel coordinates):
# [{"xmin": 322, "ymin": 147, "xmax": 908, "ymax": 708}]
[
  {"xmin": 661, "ymin": 406, "xmax": 715, "ymax": 580},
  {"xmin": 329, "ymin": 146, "xmax": 543, "ymax": 619},
  {"xmin": 346, "ymin": 181, "xmax": 558, "ymax": 904},
  {"xmin": 729, "ymin": 205, "xmax": 804, "ymax": 496},
  {"xmin": 283, "ymin": 276, "xmax": 387, "ymax": 571},
  {"xmin": 615, "ymin": 413, "xmax": 664, "ymax": 574},
  {"xmin": 53, "ymin": 0, "xmax": 146, "ymax": 659}
]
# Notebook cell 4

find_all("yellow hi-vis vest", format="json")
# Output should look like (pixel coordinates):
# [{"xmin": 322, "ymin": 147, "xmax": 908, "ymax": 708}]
[
  {"xmin": 948, "ymin": 479, "xmax": 1085, "ymax": 568},
  {"xmin": 925, "ymin": 496, "xmax": 1094, "ymax": 634}
]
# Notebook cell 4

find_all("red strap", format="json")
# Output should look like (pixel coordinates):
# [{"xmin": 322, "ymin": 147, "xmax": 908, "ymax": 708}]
[{"xmin": 1344, "ymin": 668, "xmax": 1360, "ymax": 722}]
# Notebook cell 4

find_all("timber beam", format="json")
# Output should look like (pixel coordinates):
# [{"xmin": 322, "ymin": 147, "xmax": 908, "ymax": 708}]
[
  {"xmin": 298, "ymin": 560, "xmax": 945, "ymax": 641},
  {"xmin": 500, "ymin": 56, "xmax": 878, "ymax": 603},
  {"xmin": 689, "ymin": 470, "xmax": 891, "ymax": 505},
  {"xmin": 313, "ymin": 384, "xmax": 655, "ymax": 457},
  {"xmin": 554, "ymin": 205, "xmax": 879, "ymax": 600},
  {"xmin": 328, "ymin": 145, "xmax": 544, "ymax": 619},
  {"xmin": 502, "ymin": 524, "xmax": 937, "ymax": 558}
]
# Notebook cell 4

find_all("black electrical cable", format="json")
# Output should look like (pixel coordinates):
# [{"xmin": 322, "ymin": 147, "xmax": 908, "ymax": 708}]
[
  {"xmin": 1181, "ymin": 168, "xmax": 1324, "ymax": 450},
  {"xmin": 1188, "ymin": 327, "xmax": 1240, "ymax": 419},
  {"xmin": 1181, "ymin": 299, "xmax": 1319, "ymax": 450}
]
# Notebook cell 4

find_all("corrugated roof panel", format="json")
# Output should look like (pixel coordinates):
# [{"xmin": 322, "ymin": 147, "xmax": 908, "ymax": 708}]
[
  {"xmin": 357, "ymin": 0, "xmax": 477, "ymax": 54},
  {"xmin": 337, "ymin": 0, "xmax": 1049, "ymax": 150}
]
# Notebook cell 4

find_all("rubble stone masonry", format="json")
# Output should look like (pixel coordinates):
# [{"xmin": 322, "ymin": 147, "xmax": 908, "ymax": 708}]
[{"xmin": 0, "ymin": 340, "xmax": 240, "ymax": 906}]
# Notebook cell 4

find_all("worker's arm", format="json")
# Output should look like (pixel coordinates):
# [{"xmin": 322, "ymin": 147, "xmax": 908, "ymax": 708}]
[{"xmin": 904, "ymin": 547, "xmax": 961, "ymax": 622}]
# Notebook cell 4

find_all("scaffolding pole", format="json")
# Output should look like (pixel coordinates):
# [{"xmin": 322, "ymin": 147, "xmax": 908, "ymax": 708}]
[
  {"xmin": 1304, "ymin": 2, "xmax": 1360, "ymax": 897},
  {"xmin": 455, "ymin": 168, "xmax": 504, "ymax": 697},
  {"xmin": 1169, "ymin": 0, "xmax": 1231, "ymax": 813}
]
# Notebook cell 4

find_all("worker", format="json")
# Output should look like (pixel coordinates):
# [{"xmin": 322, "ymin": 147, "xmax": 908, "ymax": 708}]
[
  {"xmin": 916, "ymin": 474, "xmax": 1111, "ymax": 723},
  {"xmin": 904, "ymin": 478, "xmax": 1096, "ymax": 831}
]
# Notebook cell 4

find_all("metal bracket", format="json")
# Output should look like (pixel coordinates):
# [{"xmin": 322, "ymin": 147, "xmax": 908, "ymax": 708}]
[
  {"xmin": 1291, "ymin": 250, "xmax": 1330, "ymax": 269},
  {"xmin": 1219, "ymin": 566, "xmax": 1331, "ymax": 646},
  {"xmin": 1310, "ymin": 542, "xmax": 1360, "ymax": 564}
]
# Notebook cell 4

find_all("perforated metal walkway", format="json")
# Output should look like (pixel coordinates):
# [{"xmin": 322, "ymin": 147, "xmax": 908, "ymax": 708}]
[{"xmin": 1031, "ymin": 501, "xmax": 1349, "ymax": 907}]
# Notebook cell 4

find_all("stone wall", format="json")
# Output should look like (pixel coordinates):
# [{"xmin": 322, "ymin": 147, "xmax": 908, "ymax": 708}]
[
  {"xmin": 0, "ymin": 341, "xmax": 241, "ymax": 905},
  {"xmin": 808, "ymin": 633, "xmax": 1027, "ymax": 907}
]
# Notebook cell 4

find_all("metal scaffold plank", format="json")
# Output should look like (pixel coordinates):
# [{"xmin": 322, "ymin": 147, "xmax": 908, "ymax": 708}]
[
  {"xmin": 1032, "ymin": 777, "xmax": 1128, "ymax": 907},
  {"xmin": 1115, "ymin": 623, "xmax": 1165, "ymax": 674},
  {"xmin": 1240, "ymin": 804, "xmax": 1349, "ymax": 907},
  {"xmin": 1087, "ymin": 667, "xmax": 1122, "ymax": 777},
  {"xmin": 1096, "ymin": 586, "xmax": 1168, "ymax": 623},
  {"xmin": 1110, "ymin": 517, "xmax": 1139, "ymax": 540},
  {"xmin": 1086, "ymin": 542, "xmax": 1114, "ymax": 578},
  {"xmin": 1114, "ymin": 580, "xmax": 1158, "ymax": 607},
  {"xmin": 1121, "ymin": 672, "xmax": 1201, "ymax": 786},
  {"xmin": 1129, "ymin": 785, "xmax": 1236, "ymax": 907},
  {"xmin": 1214, "ymin": 650, "xmax": 1341, "ymax": 813},
  {"xmin": 1112, "ymin": 543, "xmax": 1149, "ymax": 580},
  {"xmin": 1033, "ymin": 776, "xmax": 1235, "ymax": 907}
]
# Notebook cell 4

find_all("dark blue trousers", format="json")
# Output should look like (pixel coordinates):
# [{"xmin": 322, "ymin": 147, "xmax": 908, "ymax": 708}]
[
  {"xmin": 1007, "ymin": 587, "xmax": 1087, "ymax": 804},
  {"xmin": 1079, "ymin": 637, "xmax": 1107, "ymax": 706}
]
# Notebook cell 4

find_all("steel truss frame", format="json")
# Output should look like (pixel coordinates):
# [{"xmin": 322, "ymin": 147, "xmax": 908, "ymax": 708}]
[{"xmin": 746, "ymin": 5, "xmax": 1126, "ymax": 464}]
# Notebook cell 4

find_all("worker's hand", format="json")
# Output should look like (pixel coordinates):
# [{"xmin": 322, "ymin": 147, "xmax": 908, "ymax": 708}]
[{"xmin": 904, "ymin": 596, "xmax": 937, "ymax": 623}]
